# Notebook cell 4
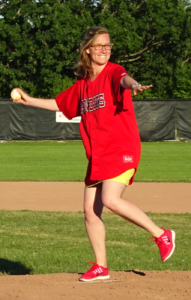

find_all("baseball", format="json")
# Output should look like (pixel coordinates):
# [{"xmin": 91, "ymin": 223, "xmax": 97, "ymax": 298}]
[{"xmin": 11, "ymin": 89, "xmax": 21, "ymax": 101}]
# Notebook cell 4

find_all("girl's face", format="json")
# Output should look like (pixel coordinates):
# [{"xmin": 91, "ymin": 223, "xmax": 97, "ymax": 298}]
[{"xmin": 86, "ymin": 33, "xmax": 111, "ymax": 69}]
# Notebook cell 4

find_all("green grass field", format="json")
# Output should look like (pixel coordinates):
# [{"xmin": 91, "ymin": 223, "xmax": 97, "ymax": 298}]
[
  {"xmin": 0, "ymin": 211, "xmax": 190, "ymax": 275},
  {"xmin": 0, "ymin": 141, "xmax": 191, "ymax": 181},
  {"xmin": 0, "ymin": 141, "xmax": 190, "ymax": 275}
]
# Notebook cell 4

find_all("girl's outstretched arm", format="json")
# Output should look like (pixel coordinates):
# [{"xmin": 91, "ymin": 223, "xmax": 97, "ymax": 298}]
[{"xmin": 11, "ymin": 88, "xmax": 59, "ymax": 111}]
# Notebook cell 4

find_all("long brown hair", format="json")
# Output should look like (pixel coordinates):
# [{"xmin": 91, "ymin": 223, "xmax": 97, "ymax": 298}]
[{"xmin": 74, "ymin": 26, "xmax": 110, "ymax": 78}]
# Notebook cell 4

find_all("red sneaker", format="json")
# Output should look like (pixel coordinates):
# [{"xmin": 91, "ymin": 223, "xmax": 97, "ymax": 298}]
[
  {"xmin": 152, "ymin": 229, "xmax": 175, "ymax": 261},
  {"xmin": 79, "ymin": 261, "xmax": 110, "ymax": 282}
]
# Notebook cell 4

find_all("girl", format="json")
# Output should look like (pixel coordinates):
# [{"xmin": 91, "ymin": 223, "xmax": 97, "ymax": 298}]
[{"xmin": 11, "ymin": 26, "xmax": 175, "ymax": 282}]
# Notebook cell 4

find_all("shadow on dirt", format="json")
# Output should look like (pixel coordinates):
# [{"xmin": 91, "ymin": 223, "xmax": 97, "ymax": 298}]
[
  {"xmin": 124, "ymin": 270, "xmax": 146, "ymax": 276},
  {"xmin": 132, "ymin": 270, "xmax": 146, "ymax": 276},
  {"xmin": 0, "ymin": 258, "xmax": 32, "ymax": 275}
]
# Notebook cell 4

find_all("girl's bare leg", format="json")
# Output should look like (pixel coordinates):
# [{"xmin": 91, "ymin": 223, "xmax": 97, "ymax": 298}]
[
  {"xmin": 102, "ymin": 181, "xmax": 164, "ymax": 237},
  {"xmin": 83, "ymin": 181, "xmax": 164, "ymax": 269},
  {"xmin": 84, "ymin": 183, "xmax": 107, "ymax": 268}
]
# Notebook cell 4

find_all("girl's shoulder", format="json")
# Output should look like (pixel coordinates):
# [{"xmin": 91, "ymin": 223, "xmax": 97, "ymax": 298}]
[
  {"xmin": 107, "ymin": 61, "xmax": 125, "ymax": 71},
  {"xmin": 107, "ymin": 62, "xmax": 127, "ymax": 78},
  {"xmin": 76, "ymin": 76, "xmax": 88, "ymax": 85},
  {"xmin": 106, "ymin": 62, "xmax": 128, "ymax": 81}
]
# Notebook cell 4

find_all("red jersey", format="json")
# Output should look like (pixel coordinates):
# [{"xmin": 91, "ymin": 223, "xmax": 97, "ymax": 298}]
[{"xmin": 55, "ymin": 62, "xmax": 141, "ymax": 186}]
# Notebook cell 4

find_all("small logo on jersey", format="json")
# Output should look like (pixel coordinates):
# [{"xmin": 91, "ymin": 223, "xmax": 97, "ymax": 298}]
[
  {"xmin": 123, "ymin": 155, "xmax": 133, "ymax": 163},
  {"xmin": 121, "ymin": 73, "xmax": 128, "ymax": 76}
]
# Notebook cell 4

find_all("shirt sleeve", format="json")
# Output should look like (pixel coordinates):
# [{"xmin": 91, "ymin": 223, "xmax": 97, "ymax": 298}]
[
  {"xmin": 110, "ymin": 64, "xmax": 132, "ymax": 110},
  {"xmin": 111, "ymin": 64, "xmax": 129, "ymax": 102},
  {"xmin": 55, "ymin": 81, "xmax": 81, "ymax": 120}
]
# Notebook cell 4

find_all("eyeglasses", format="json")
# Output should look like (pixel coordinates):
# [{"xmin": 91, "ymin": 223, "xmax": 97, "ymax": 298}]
[{"xmin": 91, "ymin": 43, "xmax": 114, "ymax": 50}]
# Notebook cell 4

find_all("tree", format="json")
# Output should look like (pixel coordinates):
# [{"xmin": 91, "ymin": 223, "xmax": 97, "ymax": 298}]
[
  {"xmin": 92, "ymin": 0, "xmax": 191, "ymax": 98},
  {"xmin": 0, "ymin": 0, "xmax": 94, "ymax": 98},
  {"xmin": 0, "ymin": 0, "xmax": 191, "ymax": 99}
]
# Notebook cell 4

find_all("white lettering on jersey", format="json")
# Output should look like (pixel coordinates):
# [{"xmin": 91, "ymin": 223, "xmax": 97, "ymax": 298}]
[
  {"xmin": 81, "ymin": 93, "xmax": 105, "ymax": 114},
  {"xmin": 123, "ymin": 155, "xmax": 133, "ymax": 163}
]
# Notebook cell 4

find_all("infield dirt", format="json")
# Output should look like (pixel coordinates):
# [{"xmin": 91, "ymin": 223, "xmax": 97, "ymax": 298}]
[{"xmin": 0, "ymin": 182, "xmax": 191, "ymax": 300}]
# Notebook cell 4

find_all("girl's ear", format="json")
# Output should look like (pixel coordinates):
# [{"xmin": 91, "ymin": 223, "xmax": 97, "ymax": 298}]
[{"xmin": 86, "ymin": 48, "xmax": 90, "ymax": 54}]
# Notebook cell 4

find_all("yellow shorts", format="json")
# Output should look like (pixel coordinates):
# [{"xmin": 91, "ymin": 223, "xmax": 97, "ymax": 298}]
[{"xmin": 86, "ymin": 168, "xmax": 135, "ymax": 188}]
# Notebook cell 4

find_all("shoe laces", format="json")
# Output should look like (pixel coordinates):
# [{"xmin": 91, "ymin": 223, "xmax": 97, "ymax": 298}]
[
  {"xmin": 88, "ymin": 261, "xmax": 106, "ymax": 273},
  {"xmin": 87, "ymin": 261, "xmax": 97, "ymax": 270},
  {"xmin": 86, "ymin": 261, "xmax": 105, "ymax": 276}
]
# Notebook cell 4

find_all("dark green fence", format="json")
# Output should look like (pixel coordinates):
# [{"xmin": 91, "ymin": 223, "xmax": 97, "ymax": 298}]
[{"xmin": 0, "ymin": 99, "xmax": 191, "ymax": 141}]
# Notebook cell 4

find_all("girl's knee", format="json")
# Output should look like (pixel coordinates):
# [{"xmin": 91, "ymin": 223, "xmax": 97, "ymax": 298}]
[
  {"xmin": 102, "ymin": 195, "xmax": 119, "ymax": 213},
  {"xmin": 84, "ymin": 204, "xmax": 102, "ymax": 222},
  {"xmin": 84, "ymin": 204, "xmax": 93, "ymax": 219}
]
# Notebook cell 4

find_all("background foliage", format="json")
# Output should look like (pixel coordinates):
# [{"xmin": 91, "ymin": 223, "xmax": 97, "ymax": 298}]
[{"xmin": 0, "ymin": 0, "xmax": 191, "ymax": 99}]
